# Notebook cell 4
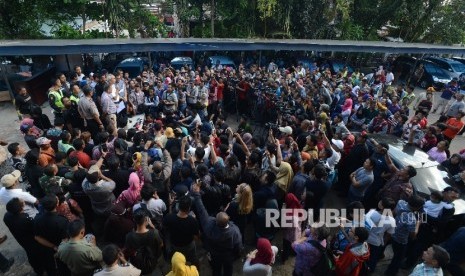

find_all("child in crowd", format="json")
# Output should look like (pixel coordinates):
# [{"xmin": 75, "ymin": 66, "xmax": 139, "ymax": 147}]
[{"xmin": 423, "ymin": 191, "xmax": 454, "ymax": 218}]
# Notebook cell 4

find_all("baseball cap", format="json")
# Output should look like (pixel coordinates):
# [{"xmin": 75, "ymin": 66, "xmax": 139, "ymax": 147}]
[
  {"xmin": 20, "ymin": 124, "xmax": 31, "ymax": 133},
  {"xmin": 1, "ymin": 170, "xmax": 21, "ymax": 188},
  {"xmin": 36, "ymin": 137, "xmax": 51, "ymax": 146},
  {"xmin": 331, "ymin": 139, "xmax": 344, "ymax": 151},
  {"xmin": 278, "ymin": 126, "xmax": 293, "ymax": 135}
]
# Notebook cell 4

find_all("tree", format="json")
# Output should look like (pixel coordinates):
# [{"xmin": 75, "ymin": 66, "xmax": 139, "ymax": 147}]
[
  {"xmin": 62, "ymin": 0, "xmax": 102, "ymax": 33},
  {"xmin": 422, "ymin": 0, "xmax": 465, "ymax": 45},
  {"xmin": 290, "ymin": 0, "xmax": 332, "ymax": 39},
  {"xmin": 0, "ymin": 0, "xmax": 46, "ymax": 38},
  {"xmin": 257, "ymin": 0, "xmax": 277, "ymax": 36}
]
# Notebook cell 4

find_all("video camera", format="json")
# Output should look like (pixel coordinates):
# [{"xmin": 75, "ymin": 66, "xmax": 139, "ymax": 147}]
[{"xmin": 265, "ymin": 122, "xmax": 280, "ymax": 131}]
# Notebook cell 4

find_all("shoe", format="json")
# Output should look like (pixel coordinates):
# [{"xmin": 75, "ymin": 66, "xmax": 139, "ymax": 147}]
[
  {"xmin": 0, "ymin": 258, "xmax": 14, "ymax": 273},
  {"xmin": 0, "ymin": 235, "xmax": 7, "ymax": 245}
]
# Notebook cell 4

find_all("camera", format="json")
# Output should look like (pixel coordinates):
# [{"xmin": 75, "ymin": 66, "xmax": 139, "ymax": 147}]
[{"xmin": 265, "ymin": 122, "xmax": 280, "ymax": 131}]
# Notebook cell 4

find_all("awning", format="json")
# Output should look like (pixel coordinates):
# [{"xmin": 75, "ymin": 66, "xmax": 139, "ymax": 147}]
[{"xmin": 0, "ymin": 38, "xmax": 464, "ymax": 56}]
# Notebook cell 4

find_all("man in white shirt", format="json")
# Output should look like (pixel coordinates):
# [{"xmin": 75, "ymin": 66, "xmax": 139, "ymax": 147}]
[
  {"xmin": 180, "ymin": 108, "xmax": 202, "ymax": 130},
  {"xmin": 365, "ymin": 197, "xmax": 396, "ymax": 272},
  {"xmin": 74, "ymin": 65, "xmax": 85, "ymax": 81},
  {"xmin": 94, "ymin": 244, "xmax": 141, "ymax": 276},
  {"xmin": 385, "ymin": 68, "xmax": 395, "ymax": 86},
  {"xmin": 0, "ymin": 170, "xmax": 38, "ymax": 218}
]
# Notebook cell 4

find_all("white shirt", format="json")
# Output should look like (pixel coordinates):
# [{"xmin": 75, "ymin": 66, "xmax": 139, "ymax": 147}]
[
  {"xmin": 386, "ymin": 72, "xmax": 394, "ymax": 85},
  {"xmin": 0, "ymin": 187, "xmax": 38, "ymax": 218},
  {"xmin": 326, "ymin": 148, "xmax": 341, "ymax": 171},
  {"xmin": 423, "ymin": 200, "xmax": 453, "ymax": 218},
  {"xmin": 365, "ymin": 209, "xmax": 396, "ymax": 246},
  {"xmin": 93, "ymin": 263, "xmax": 141, "ymax": 276},
  {"xmin": 133, "ymin": 198, "xmax": 166, "ymax": 218}
]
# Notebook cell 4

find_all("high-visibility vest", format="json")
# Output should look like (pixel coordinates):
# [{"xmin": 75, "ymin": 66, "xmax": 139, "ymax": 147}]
[
  {"xmin": 70, "ymin": 94, "xmax": 80, "ymax": 104},
  {"xmin": 49, "ymin": 89, "xmax": 64, "ymax": 109}
]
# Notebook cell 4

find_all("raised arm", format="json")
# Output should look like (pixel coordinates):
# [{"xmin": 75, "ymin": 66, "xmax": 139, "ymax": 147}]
[
  {"xmin": 233, "ymin": 132, "xmax": 251, "ymax": 157},
  {"xmin": 275, "ymin": 138, "xmax": 282, "ymax": 167}
]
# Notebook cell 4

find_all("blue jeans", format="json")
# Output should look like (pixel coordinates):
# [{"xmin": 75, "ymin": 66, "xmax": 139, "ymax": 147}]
[
  {"xmin": 386, "ymin": 240, "xmax": 407, "ymax": 275},
  {"xmin": 367, "ymin": 243, "xmax": 385, "ymax": 271}
]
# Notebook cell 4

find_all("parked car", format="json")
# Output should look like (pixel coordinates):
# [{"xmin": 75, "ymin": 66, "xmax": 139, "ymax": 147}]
[
  {"xmin": 207, "ymin": 55, "xmax": 236, "ymax": 70},
  {"xmin": 170, "ymin": 57, "xmax": 194, "ymax": 70},
  {"xmin": 366, "ymin": 133, "xmax": 465, "ymax": 215},
  {"xmin": 425, "ymin": 57, "xmax": 465, "ymax": 79},
  {"xmin": 114, "ymin": 57, "xmax": 147, "ymax": 78},
  {"xmin": 392, "ymin": 55, "xmax": 417, "ymax": 82},
  {"xmin": 415, "ymin": 60, "xmax": 451, "ymax": 89}
]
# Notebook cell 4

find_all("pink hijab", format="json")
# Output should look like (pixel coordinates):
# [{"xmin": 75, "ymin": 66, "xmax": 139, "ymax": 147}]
[
  {"xmin": 21, "ymin": 118, "xmax": 42, "ymax": 138},
  {"xmin": 116, "ymin": 172, "xmax": 142, "ymax": 207},
  {"xmin": 342, "ymin": 98, "xmax": 353, "ymax": 112}
]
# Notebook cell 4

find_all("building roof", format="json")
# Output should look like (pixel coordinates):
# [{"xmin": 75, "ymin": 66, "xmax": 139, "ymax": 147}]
[{"xmin": 0, "ymin": 38, "xmax": 464, "ymax": 55}]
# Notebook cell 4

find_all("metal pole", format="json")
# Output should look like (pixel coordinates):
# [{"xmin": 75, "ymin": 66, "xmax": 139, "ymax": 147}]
[{"xmin": 0, "ymin": 64, "xmax": 15, "ymax": 103}]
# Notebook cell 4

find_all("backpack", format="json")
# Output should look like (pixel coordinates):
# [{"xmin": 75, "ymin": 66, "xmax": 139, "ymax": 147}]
[
  {"xmin": 130, "ymin": 245, "xmax": 157, "ymax": 275},
  {"xmin": 308, "ymin": 240, "xmax": 336, "ymax": 275}
]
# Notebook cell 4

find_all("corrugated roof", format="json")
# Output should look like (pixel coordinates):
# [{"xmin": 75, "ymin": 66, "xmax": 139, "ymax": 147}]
[{"xmin": 0, "ymin": 38, "xmax": 464, "ymax": 55}]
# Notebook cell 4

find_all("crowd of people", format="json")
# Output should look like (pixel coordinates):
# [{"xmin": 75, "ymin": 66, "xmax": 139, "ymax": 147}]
[{"xmin": 0, "ymin": 58, "xmax": 463, "ymax": 276}]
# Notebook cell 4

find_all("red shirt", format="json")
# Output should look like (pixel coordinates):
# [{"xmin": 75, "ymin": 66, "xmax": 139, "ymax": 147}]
[
  {"xmin": 69, "ymin": 150, "xmax": 91, "ymax": 169},
  {"xmin": 217, "ymin": 83, "xmax": 224, "ymax": 101},
  {"xmin": 238, "ymin": 81, "xmax": 250, "ymax": 100},
  {"xmin": 443, "ymin": 118, "xmax": 464, "ymax": 140}
]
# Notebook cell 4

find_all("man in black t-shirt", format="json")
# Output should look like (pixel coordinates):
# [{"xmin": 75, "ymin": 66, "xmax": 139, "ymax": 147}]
[
  {"xmin": 15, "ymin": 87, "xmax": 33, "ymax": 117},
  {"xmin": 163, "ymin": 195, "xmax": 200, "ymax": 267},
  {"xmin": 62, "ymin": 97, "xmax": 84, "ymax": 131},
  {"xmin": 33, "ymin": 195, "xmax": 69, "ymax": 276},
  {"xmin": 4, "ymin": 198, "xmax": 44, "ymax": 274}
]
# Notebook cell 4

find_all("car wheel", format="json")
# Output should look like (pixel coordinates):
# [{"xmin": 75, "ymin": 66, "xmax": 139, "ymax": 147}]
[{"xmin": 420, "ymin": 80, "xmax": 427, "ymax": 88}]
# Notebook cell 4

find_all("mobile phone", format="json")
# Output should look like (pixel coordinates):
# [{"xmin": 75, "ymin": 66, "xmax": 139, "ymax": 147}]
[{"xmin": 100, "ymin": 143, "xmax": 108, "ymax": 152}]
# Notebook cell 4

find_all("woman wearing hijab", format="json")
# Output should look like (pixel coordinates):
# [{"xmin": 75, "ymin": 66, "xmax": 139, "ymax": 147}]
[
  {"xmin": 116, "ymin": 172, "xmax": 142, "ymax": 208},
  {"xmin": 282, "ymin": 193, "xmax": 302, "ymax": 263},
  {"xmin": 132, "ymin": 152, "xmax": 144, "ymax": 184},
  {"xmin": 440, "ymin": 153, "xmax": 463, "ymax": 176},
  {"xmin": 166, "ymin": 252, "xmax": 199, "ymax": 276},
  {"xmin": 243, "ymin": 238, "xmax": 278, "ymax": 276}
]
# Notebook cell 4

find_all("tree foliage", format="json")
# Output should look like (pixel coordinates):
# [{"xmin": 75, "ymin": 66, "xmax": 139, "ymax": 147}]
[{"xmin": 1, "ymin": 0, "xmax": 464, "ymax": 44}]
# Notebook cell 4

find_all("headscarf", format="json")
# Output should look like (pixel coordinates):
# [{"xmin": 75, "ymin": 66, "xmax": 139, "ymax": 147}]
[
  {"xmin": 166, "ymin": 252, "xmax": 199, "ymax": 276},
  {"xmin": 132, "ymin": 152, "xmax": 142, "ymax": 171},
  {"xmin": 342, "ymin": 98, "xmax": 353, "ymax": 112},
  {"xmin": 285, "ymin": 193, "xmax": 303, "ymax": 220},
  {"xmin": 21, "ymin": 118, "xmax": 42, "ymax": 138},
  {"xmin": 285, "ymin": 193, "xmax": 302, "ymax": 210},
  {"xmin": 251, "ymin": 238, "xmax": 274, "ymax": 265},
  {"xmin": 116, "ymin": 172, "xmax": 141, "ymax": 206},
  {"xmin": 242, "ymin": 133, "xmax": 252, "ymax": 146},
  {"xmin": 275, "ymin": 162, "xmax": 294, "ymax": 192}
]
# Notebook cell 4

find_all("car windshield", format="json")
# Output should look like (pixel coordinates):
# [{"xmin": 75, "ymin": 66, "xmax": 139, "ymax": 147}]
[
  {"xmin": 451, "ymin": 63, "xmax": 465, "ymax": 72},
  {"xmin": 171, "ymin": 63, "xmax": 191, "ymax": 70},
  {"xmin": 424, "ymin": 64, "xmax": 449, "ymax": 78},
  {"xmin": 115, "ymin": 66, "xmax": 141, "ymax": 78}
]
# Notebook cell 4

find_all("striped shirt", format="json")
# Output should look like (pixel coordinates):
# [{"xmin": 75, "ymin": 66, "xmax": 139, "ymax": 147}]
[{"xmin": 101, "ymin": 92, "xmax": 117, "ymax": 114}]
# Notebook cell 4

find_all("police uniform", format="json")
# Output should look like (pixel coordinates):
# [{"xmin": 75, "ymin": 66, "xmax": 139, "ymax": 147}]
[{"xmin": 48, "ymin": 89, "xmax": 64, "ymax": 113}]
